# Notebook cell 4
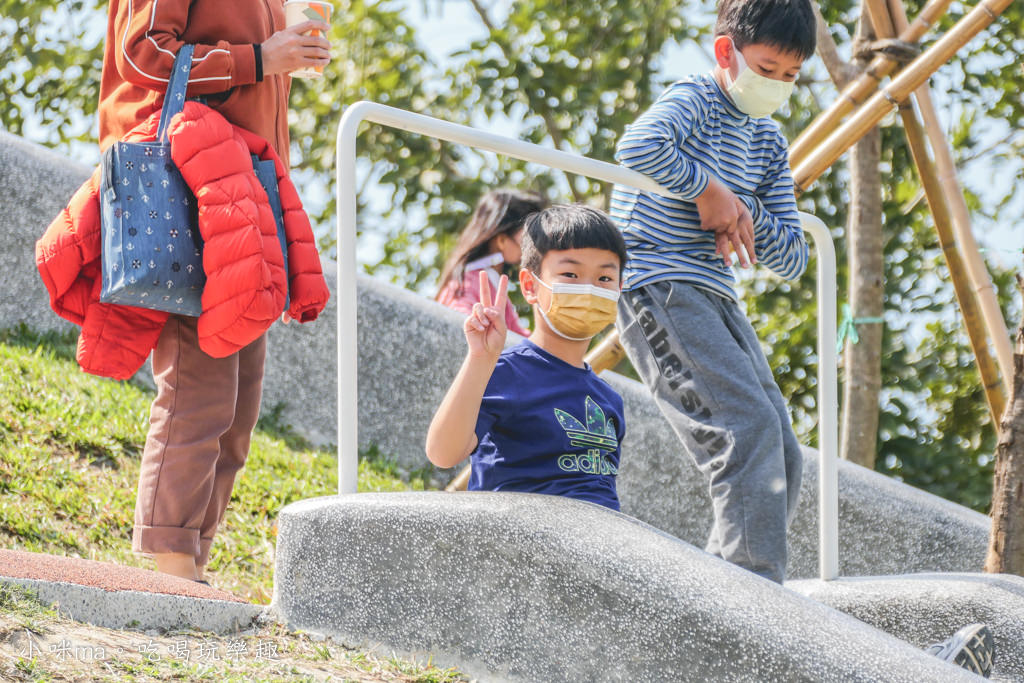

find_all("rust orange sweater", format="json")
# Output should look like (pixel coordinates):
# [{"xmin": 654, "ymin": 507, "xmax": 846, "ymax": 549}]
[{"xmin": 98, "ymin": 0, "xmax": 291, "ymax": 166}]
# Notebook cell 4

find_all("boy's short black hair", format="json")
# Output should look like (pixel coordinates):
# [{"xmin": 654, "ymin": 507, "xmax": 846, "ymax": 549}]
[
  {"xmin": 520, "ymin": 204, "xmax": 627, "ymax": 275},
  {"xmin": 716, "ymin": 0, "xmax": 817, "ymax": 61}
]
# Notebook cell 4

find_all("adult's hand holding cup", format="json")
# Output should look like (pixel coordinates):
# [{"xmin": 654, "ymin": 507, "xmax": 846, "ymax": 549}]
[{"xmin": 283, "ymin": 1, "xmax": 333, "ymax": 78}]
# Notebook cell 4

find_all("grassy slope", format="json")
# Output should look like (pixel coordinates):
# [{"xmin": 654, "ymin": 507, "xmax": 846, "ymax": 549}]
[
  {"xmin": 1, "ymin": 583, "xmax": 463, "ymax": 682},
  {"xmin": 0, "ymin": 326, "xmax": 435, "ymax": 604}
]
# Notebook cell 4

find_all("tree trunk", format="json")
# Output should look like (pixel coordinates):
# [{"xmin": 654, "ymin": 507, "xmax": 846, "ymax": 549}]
[
  {"xmin": 840, "ymin": 127, "xmax": 884, "ymax": 468},
  {"xmin": 836, "ymin": 10, "xmax": 885, "ymax": 469},
  {"xmin": 985, "ymin": 274, "xmax": 1024, "ymax": 575}
]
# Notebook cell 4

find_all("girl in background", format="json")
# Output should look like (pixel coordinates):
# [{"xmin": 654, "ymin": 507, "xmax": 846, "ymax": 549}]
[{"xmin": 436, "ymin": 189, "xmax": 547, "ymax": 337}]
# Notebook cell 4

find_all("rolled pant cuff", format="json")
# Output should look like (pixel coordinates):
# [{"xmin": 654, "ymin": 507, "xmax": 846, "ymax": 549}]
[
  {"xmin": 197, "ymin": 538, "xmax": 214, "ymax": 568},
  {"xmin": 133, "ymin": 525, "xmax": 200, "ymax": 558}
]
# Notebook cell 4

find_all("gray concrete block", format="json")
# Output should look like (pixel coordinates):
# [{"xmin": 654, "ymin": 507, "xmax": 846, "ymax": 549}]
[
  {"xmin": 0, "ymin": 131, "xmax": 89, "ymax": 335},
  {"xmin": 262, "ymin": 266, "xmax": 477, "ymax": 450},
  {"xmin": 1, "ymin": 577, "xmax": 265, "ymax": 634},
  {"xmin": 786, "ymin": 454, "xmax": 989, "ymax": 580},
  {"xmin": 272, "ymin": 492, "xmax": 979, "ymax": 683},
  {"xmin": 790, "ymin": 573, "xmax": 1024, "ymax": 682}
]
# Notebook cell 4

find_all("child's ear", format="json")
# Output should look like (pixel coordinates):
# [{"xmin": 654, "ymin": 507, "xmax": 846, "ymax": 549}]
[
  {"xmin": 713, "ymin": 35, "xmax": 733, "ymax": 69},
  {"xmin": 519, "ymin": 268, "xmax": 539, "ymax": 305}
]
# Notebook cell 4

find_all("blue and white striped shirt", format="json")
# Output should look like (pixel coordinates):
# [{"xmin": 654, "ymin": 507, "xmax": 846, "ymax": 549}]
[{"xmin": 611, "ymin": 73, "xmax": 808, "ymax": 301}]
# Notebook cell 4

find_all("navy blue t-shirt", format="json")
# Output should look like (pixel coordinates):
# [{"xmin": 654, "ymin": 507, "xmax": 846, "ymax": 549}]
[{"xmin": 470, "ymin": 339, "xmax": 626, "ymax": 510}]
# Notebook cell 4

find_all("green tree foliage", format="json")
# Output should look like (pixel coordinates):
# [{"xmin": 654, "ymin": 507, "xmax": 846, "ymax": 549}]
[
  {"xmin": 0, "ymin": 0, "xmax": 105, "ymax": 151},
  {"xmin": 2, "ymin": 0, "xmax": 1022, "ymax": 512},
  {"xmin": 446, "ymin": 0, "xmax": 706, "ymax": 201}
]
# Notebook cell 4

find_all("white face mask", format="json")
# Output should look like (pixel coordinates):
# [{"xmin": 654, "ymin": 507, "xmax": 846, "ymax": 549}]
[
  {"xmin": 465, "ymin": 252, "xmax": 505, "ymax": 272},
  {"xmin": 465, "ymin": 252, "xmax": 505, "ymax": 287},
  {"xmin": 723, "ymin": 40, "xmax": 795, "ymax": 118}
]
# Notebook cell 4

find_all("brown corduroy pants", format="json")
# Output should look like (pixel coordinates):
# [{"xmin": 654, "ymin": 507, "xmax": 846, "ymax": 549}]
[{"xmin": 132, "ymin": 315, "xmax": 266, "ymax": 567}]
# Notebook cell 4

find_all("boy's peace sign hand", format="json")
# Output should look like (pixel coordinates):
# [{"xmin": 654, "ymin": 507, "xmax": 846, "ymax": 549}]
[{"xmin": 465, "ymin": 270, "xmax": 509, "ymax": 360}]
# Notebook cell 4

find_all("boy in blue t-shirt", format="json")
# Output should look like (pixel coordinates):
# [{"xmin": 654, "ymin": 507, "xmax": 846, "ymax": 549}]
[
  {"xmin": 609, "ymin": 0, "xmax": 816, "ymax": 583},
  {"xmin": 427, "ymin": 204, "xmax": 628, "ymax": 510}
]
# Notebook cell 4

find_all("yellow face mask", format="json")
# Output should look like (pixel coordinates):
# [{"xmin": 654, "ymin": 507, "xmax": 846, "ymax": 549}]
[{"xmin": 533, "ymin": 275, "xmax": 620, "ymax": 341}]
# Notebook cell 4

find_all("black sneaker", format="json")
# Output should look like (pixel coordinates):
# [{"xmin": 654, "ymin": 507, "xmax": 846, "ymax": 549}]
[{"xmin": 925, "ymin": 623, "xmax": 995, "ymax": 678}]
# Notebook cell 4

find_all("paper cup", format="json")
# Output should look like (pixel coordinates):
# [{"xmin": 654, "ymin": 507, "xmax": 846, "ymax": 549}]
[{"xmin": 283, "ymin": 0, "xmax": 332, "ymax": 78}]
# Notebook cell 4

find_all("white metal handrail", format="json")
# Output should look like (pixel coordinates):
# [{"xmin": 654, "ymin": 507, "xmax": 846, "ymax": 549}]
[{"xmin": 334, "ymin": 100, "xmax": 840, "ymax": 581}]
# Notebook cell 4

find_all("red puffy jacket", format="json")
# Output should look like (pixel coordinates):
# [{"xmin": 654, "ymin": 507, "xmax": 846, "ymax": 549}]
[{"xmin": 36, "ymin": 102, "xmax": 329, "ymax": 380}]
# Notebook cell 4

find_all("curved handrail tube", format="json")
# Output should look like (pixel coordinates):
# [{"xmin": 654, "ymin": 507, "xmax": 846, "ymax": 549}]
[{"xmin": 334, "ymin": 100, "xmax": 840, "ymax": 580}]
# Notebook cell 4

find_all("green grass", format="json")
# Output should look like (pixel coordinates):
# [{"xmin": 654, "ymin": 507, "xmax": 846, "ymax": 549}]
[
  {"xmin": 0, "ymin": 325, "xmax": 440, "ymax": 604},
  {"xmin": 0, "ymin": 582, "xmax": 59, "ymax": 634},
  {"xmin": 0, "ymin": 584, "xmax": 465, "ymax": 682}
]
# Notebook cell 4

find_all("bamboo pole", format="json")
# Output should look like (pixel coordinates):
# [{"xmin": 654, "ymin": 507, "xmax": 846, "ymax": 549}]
[
  {"xmin": 898, "ymin": 96, "xmax": 1007, "ymax": 421},
  {"xmin": 863, "ymin": 0, "xmax": 1011, "ymax": 419},
  {"xmin": 583, "ymin": 331, "xmax": 628, "ymax": 375},
  {"xmin": 444, "ymin": 330, "xmax": 627, "ymax": 492},
  {"xmin": 791, "ymin": 0, "xmax": 1012, "ymax": 189},
  {"xmin": 886, "ymin": 0, "xmax": 1015, "ymax": 406},
  {"xmin": 864, "ymin": 0, "xmax": 898, "ymax": 37},
  {"xmin": 789, "ymin": 0, "xmax": 955, "ymax": 165},
  {"xmin": 444, "ymin": 462, "xmax": 472, "ymax": 492}
]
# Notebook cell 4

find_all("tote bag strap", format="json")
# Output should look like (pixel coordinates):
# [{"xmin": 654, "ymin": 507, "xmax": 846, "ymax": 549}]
[{"xmin": 156, "ymin": 44, "xmax": 196, "ymax": 143}]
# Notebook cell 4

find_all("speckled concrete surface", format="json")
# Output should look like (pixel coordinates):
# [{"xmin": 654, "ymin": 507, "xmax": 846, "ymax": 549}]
[
  {"xmin": 0, "ymin": 131, "xmax": 89, "ymax": 336},
  {"xmin": 272, "ymin": 492, "xmax": 980, "ymax": 683},
  {"xmin": 786, "ymin": 446, "xmax": 987, "ymax": 579},
  {"xmin": 789, "ymin": 574, "xmax": 1024, "ymax": 682},
  {"xmin": 0, "ymin": 550, "xmax": 263, "ymax": 633},
  {"xmin": 2, "ymin": 577, "xmax": 265, "ymax": 634},
  {"xmin": 262, "ymin": 263, "xmax": 473, "ymax": 448}
]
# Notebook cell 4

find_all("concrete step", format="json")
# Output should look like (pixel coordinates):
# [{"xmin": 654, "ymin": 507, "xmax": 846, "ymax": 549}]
[
  {"xmin": 272, "ymin": 492, "xmax": 979, "ymax": 682},
  {"xmin": 0, "ymin": 549, "xmax": 264, "ymax": 634},
  {"xmin": 790, "ymin": 573, "xmax": 1024, "ymax": 682}
]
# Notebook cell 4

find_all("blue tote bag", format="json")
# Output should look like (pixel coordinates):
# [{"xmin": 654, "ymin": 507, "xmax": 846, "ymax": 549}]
[
  {"xmin": 251, "ymin": 154, "xmax": 290, "ymax": 311},
  {"xmin": 99, "ymin": 45, "xmax": 205, "ymax": 316}
]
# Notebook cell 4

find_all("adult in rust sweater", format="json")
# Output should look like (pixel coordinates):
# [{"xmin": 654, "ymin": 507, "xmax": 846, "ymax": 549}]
[{"xmin": 98, "ymin": 0, "xmax": 330, "ymax": 582}]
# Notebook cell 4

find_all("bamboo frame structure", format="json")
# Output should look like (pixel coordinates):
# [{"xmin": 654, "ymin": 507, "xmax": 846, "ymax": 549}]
[
  {"xmin": 791, "ymin": 0, "xmax": 1014, "ymax": 193},
  {"xmin": 789, "ymin": 0, "xmax": 955, "ymax": 165},
  {"xmin": 886, "ymin": 0, "xmax": 1015, "ymax": 403},
  {"xmin": 859, "ymin": 0, "xmax": 1009, "ymax": 422},
  {"xmin": 898, "ymin": 97, "xmax": 1006, "ymax": 420}
]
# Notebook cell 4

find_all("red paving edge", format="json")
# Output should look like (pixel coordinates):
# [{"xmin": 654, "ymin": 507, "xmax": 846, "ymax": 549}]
[{"xmin": 0, "ymin": 549, "xmax": 248, "ymax": 603}]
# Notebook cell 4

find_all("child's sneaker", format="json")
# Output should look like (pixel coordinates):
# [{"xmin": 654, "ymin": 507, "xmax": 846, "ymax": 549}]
[{"xmin": 924, "ymin": 623, "xmax": 994, "ymax": 677}]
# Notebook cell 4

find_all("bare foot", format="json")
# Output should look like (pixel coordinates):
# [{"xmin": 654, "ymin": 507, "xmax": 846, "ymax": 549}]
[{"xmin": 153, "ymin": 552, "xmax": 198, "ymax": 581}]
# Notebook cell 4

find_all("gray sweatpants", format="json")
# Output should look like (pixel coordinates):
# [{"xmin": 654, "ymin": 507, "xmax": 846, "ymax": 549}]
[{"xmin": 617, "ymin": 280, "xmax": 802, "ymax": 583}]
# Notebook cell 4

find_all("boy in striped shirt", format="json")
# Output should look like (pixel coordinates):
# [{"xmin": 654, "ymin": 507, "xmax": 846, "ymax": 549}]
[{"xmin": 610, "ymin": 0, "xmax": 816, "ymax": 584}]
